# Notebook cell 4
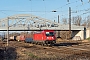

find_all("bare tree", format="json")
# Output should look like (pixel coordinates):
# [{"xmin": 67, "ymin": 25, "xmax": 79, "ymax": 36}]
[
  {"xmin": 86, "ymin": 15, "xmax": 90, "ymax": 28},
  {"xmin": 72, "ymin": 16, "xmax": 82, "ymax": 26},
  {"xmin": 72, "ymin": 17, "xmax": 76, "ymax": 25},
  {"xmin": 77, "ymin": 16, "xmax": 82, "ymax": 26},
  {"xmin": 62, "ymin": 18, "xmax": 68, "ymax": 24},
  {"xmin": 81, "ymin": 18, "xmax": 87, "ymax": 27},
  {"xmin": 81, "ymin": 15, "xmax": 90, "ymax": 28}
]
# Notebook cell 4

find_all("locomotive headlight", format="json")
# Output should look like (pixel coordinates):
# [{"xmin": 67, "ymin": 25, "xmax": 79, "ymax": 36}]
[
  {"xmin": 47, "ymin": 37, "xmax": 49, "ymax": 40},
  {"xmin": 52, "ymin": 37, "xmax": 53, "ymax": 38},
  {"xmin": 47, "ymin": 37, "xmax": 49, "ymax": 39}
]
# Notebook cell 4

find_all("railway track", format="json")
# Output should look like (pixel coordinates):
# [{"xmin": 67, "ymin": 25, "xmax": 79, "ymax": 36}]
[
  {"xmin": 1, "ymin": 40, "xmax": 90, "ymax": 52},
  {"xmin": 1, "ymin": 41, "xmax": 90, "ymax": 60},
  {"xmin": 26, "ymin": 43, "xmax": 89, "ymax": 60},
  {"xmin": 26, "ymin": 41, "xmax": 89, "ymax": 53},
  {"xmin": 3, "ymin": 40, "xmax": 89, "ymax": 52}
]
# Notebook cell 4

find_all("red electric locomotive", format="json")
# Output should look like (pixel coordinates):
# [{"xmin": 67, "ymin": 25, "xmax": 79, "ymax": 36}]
[{"xmin": 33, "ymin": 30, "xmax": 56, "ymax": 45}]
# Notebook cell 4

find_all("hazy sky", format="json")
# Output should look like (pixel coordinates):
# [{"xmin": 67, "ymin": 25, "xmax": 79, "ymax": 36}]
[{"xmin": 0, "ymin": 0, "xmax": 90, "ymax": 22}]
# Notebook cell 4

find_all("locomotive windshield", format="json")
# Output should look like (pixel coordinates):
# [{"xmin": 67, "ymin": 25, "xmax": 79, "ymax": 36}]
[{"xmin": 46, "ymin": 32, "xmax": 54, "ymax": 36}]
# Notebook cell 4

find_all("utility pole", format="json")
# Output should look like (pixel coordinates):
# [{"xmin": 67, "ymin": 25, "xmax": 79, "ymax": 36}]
[
  {"xmin": 58, "ymin": 15, "xmax": 60, "ymax": 38},
  {"xmin": 7, "ymin": 17, "xmax": 9, "ymax": 46},
  {"xmin": 69, "ymin": 7, "xmax": 71, "ymax": 39},
  {"xmin": 54, "ymin": 20, "xmax": 55, "ymax": 22},
  {"xmin": 67, "ymin": 0, "xmax": 69, "ymax": 2}
]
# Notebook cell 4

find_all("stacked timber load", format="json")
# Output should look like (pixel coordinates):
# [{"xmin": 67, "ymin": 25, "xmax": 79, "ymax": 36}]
[
  {"xmin": 20, "ymin": 35, "xmax": 25, "ymax": 41},
  {"xmin": 16, "ymin": 35, "xmax": 25, "ymax": 41},
  {"xmin": 16, "ymin": 36, "xmax": 20, "ymax": 41},
  {"xmin": 9, "ymin": 36, "xmax": 17, "ymax": 41}
]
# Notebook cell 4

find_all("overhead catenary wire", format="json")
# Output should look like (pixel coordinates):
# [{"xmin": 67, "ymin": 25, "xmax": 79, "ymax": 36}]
[
  {"xmin": 55, "ymin": 0, "xmax": 90, "ymax": 13},
  {"xmin": 59, "ymin": 0, "xmax": 90, "ymax": 19},
  {"xmin": 72, "ymin": 8, "xmax": 90, "ymax": 13},
  {"xmin": 0, "ymin": 0, "xmax": 88, "ymax": 15},
  {"xmin": 60, "ymin": 10, "xmax": 90, "ymax": 24},
  {"xmin": 0, "ymin": 9, "xmax": 69, "ymax": 13},
  {"xmin": 67, "ymin": 0, "xmax": 90, "ymax": 2},
  {"xmin": 75, "ymin": 11, "xmax": 90, "ymax": 16},
  {"xmin": 0, "ymin": 11, "xmax": 8, "ymax": 15},
  {"xmin": 75, "ymin": 1, "xmax": 90, "ymax": 8},
  {"xmin": 54, "ymin": 0, "xmax": 79, "ymax": 19},
  {"xmin": 51, "ymin": 0, "xmax": 77, "ymax": 20},
  {"xmin": 0, "ymin": 0, "xmax": 90, "ymax": 21},
  {"xmin": 55, "ymin": 0, "xmax": 78, "ymax": 10}
]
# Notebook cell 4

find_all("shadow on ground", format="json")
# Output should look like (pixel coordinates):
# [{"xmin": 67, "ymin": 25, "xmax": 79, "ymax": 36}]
[
  {"xmin": 61, "ymin": 51, "xmax": 90, "ymax": 60},
  {"xmin": 54, "ymin": 42, "xmax": 80, "ymax": 46},
  {"xmin": 0, "ymin": 47, "xmax": 17, "ymax": 60}
]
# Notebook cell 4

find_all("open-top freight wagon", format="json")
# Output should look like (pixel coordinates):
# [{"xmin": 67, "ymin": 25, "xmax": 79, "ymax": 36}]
[{"xmin": 9, "ymin": 35, "xmax": 25, "ymax": 41}]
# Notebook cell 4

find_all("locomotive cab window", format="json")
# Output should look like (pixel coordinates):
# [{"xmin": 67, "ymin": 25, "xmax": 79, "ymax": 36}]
[{"xmin": 46, "ymin": 32, "xmax": 54, "ymax": 36}]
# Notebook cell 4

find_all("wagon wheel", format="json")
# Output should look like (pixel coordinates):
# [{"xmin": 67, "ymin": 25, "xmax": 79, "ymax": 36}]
[
  {"xmin": 41, "ymin": 42, "xmax": 45, "ymax": 46},
  {"xmin": 49, "ymin": 43, "xmax": 53, "ymax": 47},
  {"xmin": 35, "ymin": 42, "xmax": 38, "ymax": 45}
]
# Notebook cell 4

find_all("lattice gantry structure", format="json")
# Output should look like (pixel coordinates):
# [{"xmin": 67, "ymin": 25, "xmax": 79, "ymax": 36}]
[
  {"xmin": 0, "ymin": 14, "xmax": 60, "ymax": 31},
  {"xmin": 0, "ymin": 14, "xmax": 84, "ymax": 31}
]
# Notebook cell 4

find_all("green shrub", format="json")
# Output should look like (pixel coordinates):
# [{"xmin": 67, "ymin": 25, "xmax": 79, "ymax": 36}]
[
  {"xmin": 24, "ymin": 52, "xmax": 38, "ymax": 58},
  {"xmin": 28, "ymin": 53, "xmax": 38, "ymax": 58},
  {"xmin": 86, "ymin": 37, "xmax": 90, "ymax": 40}
]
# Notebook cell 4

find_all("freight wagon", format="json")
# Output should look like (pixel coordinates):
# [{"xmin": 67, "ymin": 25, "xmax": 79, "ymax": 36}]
[
  {"xmin": 9, "ymin": 35, "xmax": 25, "ymax": 41},
  {"xmin": 16, "ymin": 35, "xmax": 25, "ymax": 41},
  {"xmin": 10, "ymin": 36, "xmax": 17, "ymax": 41}
]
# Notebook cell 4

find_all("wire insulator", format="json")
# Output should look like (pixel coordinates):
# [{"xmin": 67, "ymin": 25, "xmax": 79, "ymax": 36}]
[
  {"xmin": 81, "ymin": 0, "xmax": 83, "ymax": 2},
  {"xmin": 89, "ymin": 0, "xmax": 90, "ymax": 2},
  {"xmin": 67, "ymin": 0, "xmax": 69, "ymax": 2},
  {"xmin": 52, "ymin": 11, "xmax": 57, "ymax": 12}
]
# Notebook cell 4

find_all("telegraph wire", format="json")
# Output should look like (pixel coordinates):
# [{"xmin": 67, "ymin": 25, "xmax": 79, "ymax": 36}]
[
  {"xmin": 55, "ymin": 0, "xmax": 78, "ymax": 10},
  {"xmin": 61, "ymin": 10, "xmax": 90, "ymax": 20},
  {"xmin": 75, "ymin": 1, "xmax": 90, "ymax": 8},
  {"xmin": 76, "ymin": 11, "xmax": 90, "ymax": 16},
  {"xmin": 0, "ymin": 0, "xmax": 89, "ymax": 19},
  {"xmin": 54, "ymin": 0, "xmax": 78, "ymax": 19},
  {"xmin": 60, "ymin": 7, "xmax": 90, "ymax": 20},
  {"xmin": 0, "ymin": 10, "xmax": 52, "ymax": 12},
  {"xmin": 55, "ymin": 0, "xmax": 90, "ymax": 13},
  {"xmin": 60, "ymin": 1, "xmax": 90, "ymax": 18},
  {"xmin": 0, "ymin": 0, "xmax": 88, "ymax": 14},
  {"xmin": 43, "ymin": 0, "xmax": 47, "ymax": 19},
  {"xmin": 27, "ymin": 0, "xmax": 90, "ymax": 21},
  {"xmin": 72, "ymin": 8, "xmax": 90, "ymax": 13},
  {"xmin": 30, "ymin": 0, "xmax": 32, "ymax": 14},
  {"xmin": 0, "ymin": 11, "xmax": 8, "ymax": 15},
  {"xmin": 71, "ymin": 10, "xmax": 90, "ymax": 20},
  {"xmin": 72, "ymin": 1, "xmax": 90, "ymax": 13},
  {"xmin": 0, "ymin": 11, "xmax": 10, "ymax": 19},
  {"xmin": 67, "ymin": 0, "xmax": 90, "ymax": 2}
]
